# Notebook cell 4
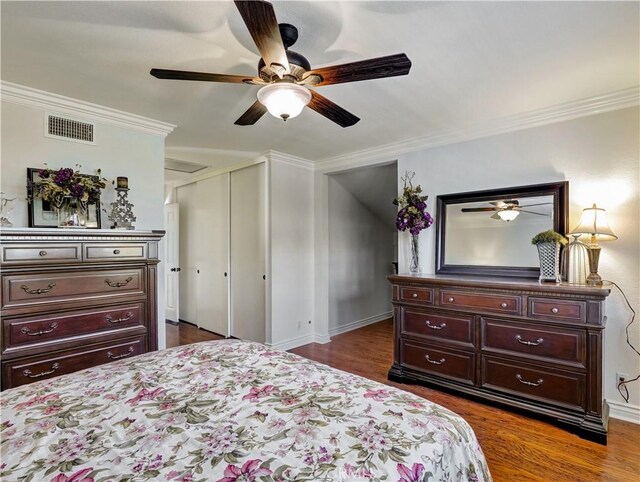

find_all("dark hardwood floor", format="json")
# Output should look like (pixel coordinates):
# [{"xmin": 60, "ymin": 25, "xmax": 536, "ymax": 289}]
[
  {"xmin": 165, "ymin": 321, "xmax": 224, "ymax": 347},
  {"xmin": 166, "ymin": 319, "xmax": 640, "ymax": 481}
]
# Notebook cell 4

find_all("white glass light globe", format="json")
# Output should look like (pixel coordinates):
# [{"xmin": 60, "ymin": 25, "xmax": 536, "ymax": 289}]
[
  {"xmin": 497, "ymin": 209, "xmax": 519, "ymax": 222},
  {"xmin": 257, "ymin": 83, "xmax": 311, "ymax": 121}
]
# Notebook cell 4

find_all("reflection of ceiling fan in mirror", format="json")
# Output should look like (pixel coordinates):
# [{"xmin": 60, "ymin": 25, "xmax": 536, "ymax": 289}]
[{"xmin": 461, "ymin": 200, "xmax": 552, "ymax": 222}]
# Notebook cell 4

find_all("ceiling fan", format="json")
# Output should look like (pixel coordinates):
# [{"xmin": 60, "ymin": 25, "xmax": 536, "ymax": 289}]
[
  {"xmin": 150, "ymin": 0, "xmax": 412, "ymax": 127},
  {"xmin": 461, "ymin": 200, "xmax": 552, "ymax": 222}
]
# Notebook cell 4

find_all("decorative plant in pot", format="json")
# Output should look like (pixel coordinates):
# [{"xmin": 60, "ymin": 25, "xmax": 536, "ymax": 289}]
[
  {"xmin": 393, "ymin": 171, "xmax": 434, "ymax": 273},
  {"xmin": 531, "ymin": 229, "xmax": 568, "ymax": 283},
  {"xmin": 29, "ymin": 165, "xmax": 107, "ymax": 228}
]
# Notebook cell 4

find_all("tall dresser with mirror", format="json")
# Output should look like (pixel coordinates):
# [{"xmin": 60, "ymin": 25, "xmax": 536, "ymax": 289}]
[{"xmin": 0, "ymin": 228, "xmax": 164, "ymax": 390}]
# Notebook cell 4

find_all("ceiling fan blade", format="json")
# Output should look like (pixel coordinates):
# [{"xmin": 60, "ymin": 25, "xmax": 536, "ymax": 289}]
[
  {"xmin": 461, "ymin": 207, "xmax": 498, "ymax": 212},
  {"xmin": 307, "ymin": 90, "xmax": 360, "ymax": 128},
  {"xmin": 519, "ymin": 202, "xmax": 552, "ymax": 208},
  {"xmin": 490, "ymin": 212, "xmax": 502, "ymax": 220},
  {"xmin": 234, "ymin": 0, "xmax": 289, "ymax": 74},
  {"xmin": 303, "ymin": 53, "xmax": 411, "ymax": 87},
  {"xmin": 150, "ymin": 68, "xmax": 257, "ymax": 84},
  {"xmin": 520, "ymin": 210, "xmax": 549, "ymax": 216},
  {"xmin": 234, "ymin": 100, "xmax": 268, "ymax": 126}
]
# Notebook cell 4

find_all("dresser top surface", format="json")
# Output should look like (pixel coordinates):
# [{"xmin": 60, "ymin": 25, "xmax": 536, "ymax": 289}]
[
  {"xmin": 1, "ymin": 228, "xmax": 165, "ymax": 242},
  {"xmin": 389, "ymin": 272, "xmax": 611, "ymax": 297}
]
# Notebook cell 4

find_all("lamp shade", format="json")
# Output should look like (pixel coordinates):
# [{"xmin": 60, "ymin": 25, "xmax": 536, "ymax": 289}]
[
  {"xmin": 497, "ymin": 209, "xmax": 519, "ymax": 222},
  {"xmin": 257, "ymin": 83, "xmax": 311, "ymax": 121},
  {"xmin": 569, "ymin": 204, "xmax": 617, "ymax": 240}
]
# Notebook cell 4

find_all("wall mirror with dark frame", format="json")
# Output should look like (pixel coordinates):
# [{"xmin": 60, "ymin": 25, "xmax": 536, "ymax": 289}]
[{"xmin": 435, "ymin": 181, "xmax": 568, "ymax": 278}]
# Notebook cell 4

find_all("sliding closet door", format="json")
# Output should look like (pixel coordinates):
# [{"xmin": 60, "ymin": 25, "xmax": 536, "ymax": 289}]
[
  {"xmin": 196, "ymin": 174, "xmax": 230, "ymax": 336},
  {"xmin": 230, "ymin": 163, "xmax": 266, "ymax": 342}
]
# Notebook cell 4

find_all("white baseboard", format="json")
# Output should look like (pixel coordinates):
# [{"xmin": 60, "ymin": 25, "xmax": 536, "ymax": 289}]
[
  {"xmin": 329, "ymin": 311, "xmax": 392, "ymax": 337},
  {"xmin": 608, "ymin": 400, "xmax": 640, "ymax": 424},
  {"xmin": 269, "ymin": 332, "xmax": 333, "ymax": 351}
]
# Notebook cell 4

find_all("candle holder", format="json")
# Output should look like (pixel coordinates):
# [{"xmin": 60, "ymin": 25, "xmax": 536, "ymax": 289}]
[{"xmin": 108, "ymin": 187, "xmax": 136, "ymax": 230}]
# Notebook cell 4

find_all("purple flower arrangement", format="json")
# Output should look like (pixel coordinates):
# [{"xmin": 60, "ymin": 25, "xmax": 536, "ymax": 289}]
[
  {"xmin": 393, "ymin": 172, "xmax": 433, "ymax": 236},
  {"xmin": 30, "ymin": 165, "xmax": 107, "ymax": 210}
]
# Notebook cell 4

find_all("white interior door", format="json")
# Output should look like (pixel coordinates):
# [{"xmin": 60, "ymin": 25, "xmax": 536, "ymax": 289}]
[
  {"xmin": 196, "ymin": 174, "xmax": 230, "ymax": 336},
  {"xmin": 230, "ymin": 163, "xmax": 266, "ymax": 342},
  {"xmin": 176, "ymin": 183, "xmax": 198, "ymax": 324},
  {"xmin": 164, "ymin": 202, "xmax": 180, "ymax": 323}
]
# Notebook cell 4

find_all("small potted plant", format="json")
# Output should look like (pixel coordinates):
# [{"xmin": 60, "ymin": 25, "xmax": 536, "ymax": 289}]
[{"xmin": 531, "ymin": 230, "xmax": 568, "ymax": 282}]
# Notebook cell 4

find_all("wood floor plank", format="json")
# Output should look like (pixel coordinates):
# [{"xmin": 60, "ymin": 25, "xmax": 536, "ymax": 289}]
[{"xmin": 166, "ymin": 320, "xmax": 640, "ymax": 481}]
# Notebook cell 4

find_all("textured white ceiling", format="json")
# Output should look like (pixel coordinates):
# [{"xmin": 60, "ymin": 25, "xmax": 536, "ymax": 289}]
[{"xmin": 2, "ymin": 1, "xmax": 638, "ymax": 165}]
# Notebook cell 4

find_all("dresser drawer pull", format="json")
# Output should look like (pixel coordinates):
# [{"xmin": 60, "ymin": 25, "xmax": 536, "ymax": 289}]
[
  {"xmin": 23, "ymin": 363, "xmax": 60, "ymax": 379},
  {"xmin": 515, "ymin": 335, "xmax": 544, "ymax": 346},
  {"xmin": 500, "ymin": 302, "xmax": 508, "ymax": 308},
  {"xmin": 113, "ymin": 249, "xmax": 121, "ymax": 255},
  {"xmin": 412, "ymin": 293, "xmax": 418, "ymax": 298},
  {"xmin": 21, "ymin": 322, "xmax": 59, "ymax": 336},
  {"xmin": 107, "ymin": 346, "xmax": 135, "ymax": 360},
  {"xmin": 425, "ymin": 354, "xmax": 446, "ymax": 365},
  {"xmin": 39, "ymin": 250, "xmax": 48, "ymax": 257},
  {"xmin": 516, "ymin": 374, "xmax": 544, "ymax": 387},
  {"xmin": 425, "ymin": 320, "xmax": 447, "ymax": 330},
  {"xmin": 20, "ymin": 283, "xmax": 56, "ymax": 295},
  {"xmin": 104, "ymin": 277, "xmax": 133, "ymax": 288},
  {"xmin": 106, "ymin": 312, "xmax": 134, "ymax": 324},
  {"xmin": 551, "ymin": 307, "xmax": 559, "ymax": 314},
  {"xmin": 447, "ymin": 297, "xmax": 455, "ymax": 303}
]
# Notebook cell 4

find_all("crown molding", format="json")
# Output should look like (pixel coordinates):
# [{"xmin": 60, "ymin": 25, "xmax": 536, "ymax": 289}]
[
  {"xmin": 0, "ymin": 81, "xmax": 176, "ymax": 137},
  {"xmin": 265, "ymin": 150, "xmax": 315, "ymax": 170},
  {"xmin": 316, "ymin": 86, "xmax": 640, "ymax": 173}
]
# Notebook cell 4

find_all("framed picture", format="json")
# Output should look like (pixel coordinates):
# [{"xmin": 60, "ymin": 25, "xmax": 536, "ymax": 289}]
[{"xmin": 27, "ymin": 168, "xmax": 102, "ymax": 228}]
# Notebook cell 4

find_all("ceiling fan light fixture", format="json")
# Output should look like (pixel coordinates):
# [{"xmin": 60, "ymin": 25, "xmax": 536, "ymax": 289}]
[
  {"xmin": 497, "ymin": 209, "xmax": 519, "ymax": 222},
  {"xmin": 257, "ymin": 83, "xmax": 311, "ymax": 121}
]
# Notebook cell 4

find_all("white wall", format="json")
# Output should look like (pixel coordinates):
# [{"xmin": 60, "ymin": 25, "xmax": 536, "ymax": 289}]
[
  {"xmin": 269, "ymin": 159, "xmax": 315, "ymax": 349},
  {"xmin": 328, "ymin": 177, "xmax": 394, "ymax": 334},
  {"xmin": 397, "ymin": 106, "xmax": 640, "ymax": 414},
  {"xmin": 1, "ymin": 97, "xmax": 170, "ymax": 348}
]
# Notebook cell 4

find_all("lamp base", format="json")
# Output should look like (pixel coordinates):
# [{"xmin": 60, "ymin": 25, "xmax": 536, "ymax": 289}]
[{"xmin": 586, "ymin": 245, "xmax": 603, "ymax": 286}]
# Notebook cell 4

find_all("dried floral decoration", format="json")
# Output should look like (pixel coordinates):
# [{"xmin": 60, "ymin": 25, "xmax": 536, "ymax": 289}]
[
  {"xmin": 393, "ymin": 171, "xmax": 433, "ymax": 235},
  {"xmin": 28, "ymin": 164, "xmax": 107, "ymax": 211}
]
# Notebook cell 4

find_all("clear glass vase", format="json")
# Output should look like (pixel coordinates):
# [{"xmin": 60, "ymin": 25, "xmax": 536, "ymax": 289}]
[
  {"xmin": 410, "ymin": 234, "xmax": 420, "ymax": 273},
  {"xmin": 57, "ymin": 198, "xmax": 88, "ymax": 228}
]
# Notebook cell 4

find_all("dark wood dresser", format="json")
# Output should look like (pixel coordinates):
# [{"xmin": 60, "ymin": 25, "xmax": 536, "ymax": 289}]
[
  {"xmin": 0, "ymin": 229, "xmax": 164, "ymax": 390},
  {"xmin": 388, "ymin": 273, "xmax": 611, "ymax": 443}
]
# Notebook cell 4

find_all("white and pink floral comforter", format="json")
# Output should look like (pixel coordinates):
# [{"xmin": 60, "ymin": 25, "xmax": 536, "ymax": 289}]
[{"xmin": 1, "ymin": 340, "xmax": 491, "ymax": 482}]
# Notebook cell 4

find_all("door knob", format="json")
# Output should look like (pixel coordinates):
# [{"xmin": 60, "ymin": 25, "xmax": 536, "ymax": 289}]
[
  {"xmin": 170, "ymin": 267, "xmax": 176, "ymax": 272},
  {"xmin": 176, "ymin": 268, "xmax": 181, "ymax": 272},
  {"xmin": 224, "ymin": 272, "xmax": 228, "ymax": 277}
]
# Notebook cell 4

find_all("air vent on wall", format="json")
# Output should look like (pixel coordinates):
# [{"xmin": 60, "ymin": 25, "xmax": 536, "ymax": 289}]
[{"xmin": 44, "ymin": 114, "xmax": 95, "ymax": 144}]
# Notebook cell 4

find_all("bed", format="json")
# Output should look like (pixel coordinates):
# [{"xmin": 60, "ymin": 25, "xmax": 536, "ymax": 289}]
[{"xmin": 1, "ymin": 340, "xmax": 491, "ymax": 481}]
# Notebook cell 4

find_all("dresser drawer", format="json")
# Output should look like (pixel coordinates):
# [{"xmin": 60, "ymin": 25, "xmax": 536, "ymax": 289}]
[
  {"xmin": 84, "ymin": 243, "xmax": 147, "ymax": 261},
  {"xmin": 481, "ymin": 356, "xmax": 586, "ymax": 410},
  {"xmin": 1, "ymin": 243, "xmax": 82, "ymax": 264},
  {"xmin": 400, "ymin": 287, "xmax": 434, "ymax": 304},
  {"xmin": 529, "ymin": 297, "xmax": 586, "ymax": 323},
  {"xmin": 481, "ymin": 318, "xmax": 585, "ymax": 367},
  {"xmin": 2, "ymin": 268, "xmax": 145, "ymax": 309},
  {"xmin": 440, "ymin": 289, "xmax": 521, "ymax": 315},
  {"xmin": 2, "ymin": 337, "xmax": 145, "ymax": 389},
  {"xmin": 401, "ymin": 340, "xmax": 475, "ymax": 384},
  {"xmin": 2, "ymin": 303, "xmax": 145, "ymax": 354},
  {"xmin": 402, "ymin": 308, "xmax": 474, "ymax": 347}
]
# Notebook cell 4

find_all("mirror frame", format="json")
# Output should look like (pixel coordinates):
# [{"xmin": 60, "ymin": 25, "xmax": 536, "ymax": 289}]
[{"xmin": 435, "ymin": 181, "xmax": 568, "ymax": 278}]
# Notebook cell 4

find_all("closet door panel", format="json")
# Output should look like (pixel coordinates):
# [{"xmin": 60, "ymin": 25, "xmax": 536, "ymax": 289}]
[
  {"xmin": 230, "ymin": 164, "xmax": 266, "ymax": 343},
  {"xmin": 196, "ymin": 174, "xmax": 230, "ymax": 336}
]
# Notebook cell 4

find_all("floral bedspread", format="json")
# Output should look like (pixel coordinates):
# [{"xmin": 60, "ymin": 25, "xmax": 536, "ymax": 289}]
[{"xmin": 1, "ymin": 340, "xmax": 491, "ymax": 482}]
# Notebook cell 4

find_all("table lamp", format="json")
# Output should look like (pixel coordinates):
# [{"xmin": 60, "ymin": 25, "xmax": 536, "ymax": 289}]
[{"xmin": 568, "ymin": 204, "xmax": 617, "ymax": 285}]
